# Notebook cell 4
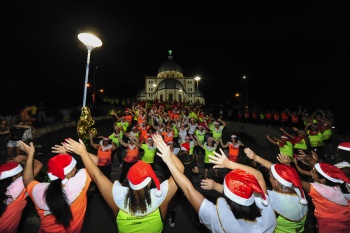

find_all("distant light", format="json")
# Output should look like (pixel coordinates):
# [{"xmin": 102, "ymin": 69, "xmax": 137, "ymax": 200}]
[
  {"xmin": 194, "ymin": 76, "xmax": 201, "ymax": 82},
  {"xmin": 99, "ymin": 89, "xmax": 104, "ymax": 93},
  {"xmin": 243, "ymin": 76, "xmax": 246, "ymax": 79},
  {"xmin": 153, "ymin": 84, "xmax": 157, "ymax": 87}
]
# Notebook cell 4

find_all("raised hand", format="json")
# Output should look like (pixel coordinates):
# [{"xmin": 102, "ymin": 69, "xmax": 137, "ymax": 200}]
[
  {"xmin": 18, "ymin": 140, "xmax": 35, "ymax": 156},
  {"xmin": 152, "ymin": 133, "xmax": 172, "ymax": 164},
  {"xmin": 64, "ymin": 138, "xmax": 88, "ymax": 156},
  {"xmin": 244, "ymin": 147, "xmax": 255, "ymax": 160},
  {"xmin": 277, "ymin": 153, "xmax": 291, "ymax": 165},
  {"xmin": 209, "ymin": 148, "xmax": 230, "ymax": 169},
  {"xmin": 52, "ymin": 143, "xmax": 70, "ymax": 154}
]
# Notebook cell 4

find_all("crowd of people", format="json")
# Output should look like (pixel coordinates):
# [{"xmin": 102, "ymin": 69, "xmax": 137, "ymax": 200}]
[{"xmin": 0, "ymin": 100, "xmax": 349, "ymax": 233}]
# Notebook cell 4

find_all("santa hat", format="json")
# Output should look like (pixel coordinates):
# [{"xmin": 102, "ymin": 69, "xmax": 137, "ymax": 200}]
[
  {"xmin": 167, "ymin": 141, "xmax": 174, "ymax": 145},
  {"xmin": 47, "ymin": 154, "xmax": 77, "ymax": 184},
  {"xmin": 147, "ymin": 136, "xmax": 153, "ymax": 141},
  {"xmin": 271, "ymin": 164, "xmax": 307, "ymax": 205},
  {"xmin": 334, "ymin": 161, "xmax": 350, "ymax": 169},
  {"xmin": 315, "ymin": 162, "xmax": 350, "ymax": 184},
  {"xmin": 281, "ymin": 135, "xmax": 288, "ymax": 139},
  {"xmin": 214, "ymin": 121, "xmax": 220, "ymax": 125},
  {"xmin": 338, "ymin": 142, "xmax": 350, "ymax": 151},
  {"xmin": 231, "ymin": 135, "xmax": 237, "ymax": 138},
  {"xmin": 127, "ymin": 161, "xmax": 162, "ymax": 197},
  {"xmin": 99, "ymin": 137, "xmax": 110, "ymax": 146},
  {"xmin": 223, "ymin": 169, "xmax": 268, "ymax": 206},
  {"xmin": 0, "ymin": 162, "xmax": 23, "ymax": 180},
  {"xmin": 181, "ymin": 142, "xmax": 190, "ymax": 152}
]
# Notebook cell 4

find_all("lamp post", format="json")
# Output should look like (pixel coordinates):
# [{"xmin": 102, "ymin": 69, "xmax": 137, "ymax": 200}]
[
  {"xmin": 92, "ymin": 66, "xmax": 97, "ymax": 104},
  {"xmin": 78, "ymin": 33, "xmax": 102, "ymax": 108},
  {"xmin": 243, "ymin": 75, "xmax": 248, "ymax": 109},
  {"xmin": 179, "ymin": 89, "xmax": 183, "ymax": 101},
  {"xmin": 194, "ymin": 76, "xmax": 201, "ymax": 103},
  {"xmin": 152, "ymin": 83, "xmax": 157, "ymax": 100}
]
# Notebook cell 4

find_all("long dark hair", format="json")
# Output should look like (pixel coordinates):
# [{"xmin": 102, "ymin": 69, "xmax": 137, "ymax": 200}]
[
  {"xmin": 124, "ymin": 184, "xmax": 152, "ymax": 215},
  {"xmin": 44, "ymin": 179, "xmax": 73, "ymax": 229},
  {"xmin": 223, "ymin": 196, "xmax": 262, "ymax": 221},
  {"xmin": 0, "ymin": 177, "xmax": 13, "ymax": 217}
]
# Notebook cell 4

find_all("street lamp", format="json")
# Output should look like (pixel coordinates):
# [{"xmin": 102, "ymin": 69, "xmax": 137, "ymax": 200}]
[
  {"xmin": 78, "ymin": 33, "xmax": 102, "ymax": 108},
  {"xmin": 92, "ymin": 66, "xmax": 97, "ymax": 104},
  {"xmin": 179, "ymin": 89, "xmax": 183, "ymax": 101},
  {"xmin": 152, "ymin": 83, "xmax": 157, "ymax": 100},
  {"xmin": 194, "ymin": 76, "xmax": 201, "ymax": 92},
  {"xmin": 243, "ymin": 75, "xmax": 248, "ymax": 109}
]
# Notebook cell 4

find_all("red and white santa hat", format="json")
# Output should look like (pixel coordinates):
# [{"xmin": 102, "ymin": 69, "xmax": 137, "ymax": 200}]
[
  {"xmin": 338, "ymin": 142, "xmax": 350, "ymax": 151},
  {"xmin": 0, "ymin": 162, "xmax": 23, "ymax": 180},
  {"xmin": 281, "ymin": 135, "xmax": 288, "ymax": 139},
  {"xmin": 47, "ymin": 154, "xmax": 76, "ymax": 184},
  {"xmin": 223, "ymin": 169, "xmax": 268, "ymax": 206},
  {"xmin": 99, "ymin": 137, "xmax": 110, "ymax": 145},
  {"xmin": 181, "ymin": 142, "xmax": 190, "ymax": 152},
  {"xmin": 127, "ymin": 160, "xmax": 162, "ymax": 197},
  {"xmin": 271, "ymin": 164, "xmax": 307, "ymax": 205},
  {"xmin": 314, "ymin": 162, "xmax": 350, "ymax": 184}
]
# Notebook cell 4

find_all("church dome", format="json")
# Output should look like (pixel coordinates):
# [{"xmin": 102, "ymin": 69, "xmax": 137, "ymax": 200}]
[
  {"xmin": 157, "ymin": 78, "xmax": 184, "ymax": 90},
  {"xmin": 157, "ymin": 52, "xmax": 184, "ymax": 79},
  {"xmin": 158, "ymin": 58, "xmax": 183, "ymax": 73}
]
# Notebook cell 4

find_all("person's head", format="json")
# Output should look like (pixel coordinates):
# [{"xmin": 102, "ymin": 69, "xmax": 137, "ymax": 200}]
[
  {"xmin": 231, "ymin": 135, "xmax": 238, "ymax": 143},
  {"xmin": 223, "ymin": 169, "xmax": 267, "ymax": 221},
  {"xmin": 198, "ymin": 125, "xmax": 204, "ymax": 131},
  {"xmin": 335, "ymin": 141, "xmax": 350, "ymax": 164},
  {"xmin": 185, "ymin": 136, "xmax": 191, "ymax": 143},
  {"xmin": 269, "ymin": 164, "xmax": 307, "ymax": 205},
  {"xmin": 207, "ymin": 138, "xmax": 214, "ymax": 146},
  {"xmin": 310, "ymin": 124, "xmax": 318, "ymax": 132},
  {"xmin": 46, "ymin": 154, "xmax": 77, "ymax": 228},
  {"xmin": 48, "ymin": 154, "xmax": 77, "ymax": 184},
  {"xmin": 281, "ymin": 135, "xmax": 288, "ymax": 141},
  {"xmin": 168, "ymin": 141, "xmax": 174, "ymax": 149},
  {"xmin": 126, "ymin": 161, "xmax": 162, "ymax": 214},
  {"xmin": 146, "ymin": 137, "xmax": 153, "ymax": 145},
  {"xmin": 214, "ymin": 121, "xmax": 220, "ymax": 128},
  {"xmin": 312, "ymin": 162, "xmax": 350, "ymax": 192},
  {"xmin": 0, "ymin": 119, "xmax": 7, "ymax": 126},
  {"xmin": 99, "ymin": 137, "xmax": 111, "ymax": 147},
  {"xmin": 0, "ymin": 162, "xmax": 23, "ymax": 182},
  {"xmin": 0, "ymin": 162, "xmax": 23, "ymax": 216},
  {"xmin": 181, "ymin": 142, "xmax": 190, "ymax": 152}
]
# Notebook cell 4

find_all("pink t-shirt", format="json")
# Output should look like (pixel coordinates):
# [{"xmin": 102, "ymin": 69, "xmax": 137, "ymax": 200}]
[
  {"xmin": 27, "ymin": 169, "xmax": 91, "ymax": 233},
  {"xmin": 0, "ymin": 177, "xmax": 27, "ymax": 233}
]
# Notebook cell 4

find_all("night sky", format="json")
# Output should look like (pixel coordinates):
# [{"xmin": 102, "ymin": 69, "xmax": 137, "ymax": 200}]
[{"xmin": 2, "ymin": 1, "xmax": 350, "ymax": 135}]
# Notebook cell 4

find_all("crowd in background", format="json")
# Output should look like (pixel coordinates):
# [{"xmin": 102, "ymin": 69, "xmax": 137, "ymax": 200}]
[{"xmin": 1, "ymin": 99, "xmax": 350, "ymax": 233}]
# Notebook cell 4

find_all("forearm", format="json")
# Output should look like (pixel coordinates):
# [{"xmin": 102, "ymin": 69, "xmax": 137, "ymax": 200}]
[
  {"xmin": 253, "ymin": 154, "xmax": 273, "ymax": 169},
  {"xmin": 23, "ymin": 153, "xmax": 35, "ymax": 186},
  {"xmin": 33, "ymin": 159, "xmax": 43, "ymax": 177}
]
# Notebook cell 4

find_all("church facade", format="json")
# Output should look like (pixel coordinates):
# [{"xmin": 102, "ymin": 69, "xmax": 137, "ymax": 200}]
[{"xmin": 136, "ymin": 51, "xmax": 205, "ymax": 105}]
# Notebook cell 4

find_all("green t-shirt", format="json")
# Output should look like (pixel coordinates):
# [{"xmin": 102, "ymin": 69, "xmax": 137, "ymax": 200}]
[{"xmin": 141, "ymin": 144, "xmax": 157, "ymax": 163}]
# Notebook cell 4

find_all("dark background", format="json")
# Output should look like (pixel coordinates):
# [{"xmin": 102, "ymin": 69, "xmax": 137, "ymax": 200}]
[{"xmin": 2, "ymin": 1, "xmax": 349, "ymax": 135}]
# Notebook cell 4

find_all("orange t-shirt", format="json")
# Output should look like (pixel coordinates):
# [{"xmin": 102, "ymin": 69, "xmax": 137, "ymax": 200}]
[
  {"xmin": 124, "ymin": 145, "xmax": 139, "ymax": 162},
  {"xmin": 161, "ymin": 131, "xmax": 174, "ymax": 144},
  {"xmin": 0, "ymin": 178, "xmax": 27, "ymax": 233},
  {"xmin": 97, "ymin": 147, "xmax": 112, "ymax": 166},
  {"xmin": 27, "ymin": 169, "xmax": 92, "ymax": 233},
  {"xmin": 227, "ymin": 143, "xmax": 240, "ymax": 162}
]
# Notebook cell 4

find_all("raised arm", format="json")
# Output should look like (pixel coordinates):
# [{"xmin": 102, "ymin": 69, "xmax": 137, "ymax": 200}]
[
  {"xmin": 17, "ymin": 141, "xmax": 43, "ymax": 182},
  {"xmin": 152, "ymin": 133, "xmax": 204, "ymax": 213},
  {"xmin": 64, "ymin": 138, "xmax": 118, "ymax": 214},
  {"xmin": 52, "ymin": 142, "xmax": 98, "ymax": 165},
  {"xmin": 244, "ymin": 147, "xmax": 273, "ymax": 170},
  {"xmin": 19, "ymin": 141, "xmax": 36, "ymax": 187}
]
